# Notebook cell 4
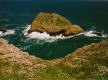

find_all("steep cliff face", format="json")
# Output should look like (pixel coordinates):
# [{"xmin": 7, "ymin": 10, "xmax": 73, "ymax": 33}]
[
  {"xmin": 28, "ymin": 12, "xmax": 84, "ymax": 36},
  {"xmin": 0, "ymin": 38, "xmax": 108, "ymax": 80}
]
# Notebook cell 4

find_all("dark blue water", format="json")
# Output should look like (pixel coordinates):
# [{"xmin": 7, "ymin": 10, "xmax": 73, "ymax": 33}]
[{"xmin": 0, "ymin": 0, "xmax": 108, "ymax": 59}]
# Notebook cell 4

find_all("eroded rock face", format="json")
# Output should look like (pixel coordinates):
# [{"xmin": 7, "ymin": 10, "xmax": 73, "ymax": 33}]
[{"xmin": 28, "ymin": 12, "xmax": 84, "ymax": 36}]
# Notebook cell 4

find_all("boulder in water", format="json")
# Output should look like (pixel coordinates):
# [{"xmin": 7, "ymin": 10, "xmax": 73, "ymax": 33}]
[
  {"xmin": 28, "ymin": 12, "xmax": 84, "ymax": 36},
  {"xmin": 91, "ymin": 32, "xmax": 102, "ymax": 36},
  {"xmin": 0, "ymin": 28, "xmax": 7, "ymax": 33}
]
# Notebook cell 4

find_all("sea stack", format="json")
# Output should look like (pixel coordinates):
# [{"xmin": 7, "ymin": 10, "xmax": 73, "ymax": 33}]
[{"xmin": 28, "ymin": 12, "xmax": 84, "ymax": 36}]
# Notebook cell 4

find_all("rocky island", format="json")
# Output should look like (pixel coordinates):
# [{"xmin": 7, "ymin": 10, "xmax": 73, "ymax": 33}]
[
  {"xmin": 28, "ymin": 12, "xmax": 84, "ymax": 36},
  {"xmin": 0, "ymin": 38, "xmax": 108, "ymax": 80}
]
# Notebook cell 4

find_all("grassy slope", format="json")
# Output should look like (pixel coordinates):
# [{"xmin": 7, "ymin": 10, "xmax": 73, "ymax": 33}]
[{"xmin": 0, "ymin": 39, "xmax": 108, "ymax": 80}]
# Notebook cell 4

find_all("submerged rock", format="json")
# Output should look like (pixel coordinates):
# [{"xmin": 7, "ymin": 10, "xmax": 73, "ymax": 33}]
[
  {"xmin": 0, "ymin": 28, "xmax": 7, "ymax": 33},
  {"xmin": 28, "ymin": 12, "xmax": 84, "ymax": 36},
  {"xmin": 91, "ymin": 32, "xmax": 102, "ymax": 36}
]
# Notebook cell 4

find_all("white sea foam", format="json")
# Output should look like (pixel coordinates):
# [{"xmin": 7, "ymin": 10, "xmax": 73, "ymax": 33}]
[
  {"xmin": 83, "ymin": 31, "xmax": 108, "ymax": 37},
  {"xmin": 0, "ymin": 30, "xmax": 15, "ymax": 36},
  {"xmin": 23, "ymin": 25, "xmax": 81, "ymax": 42},
  {"xmin": 23, "ymin": 25, "xmax": 108, "ymax": 42},
  {"xmin": 84, "ymin": 31, "xmax": 99, "ymax": 37}
]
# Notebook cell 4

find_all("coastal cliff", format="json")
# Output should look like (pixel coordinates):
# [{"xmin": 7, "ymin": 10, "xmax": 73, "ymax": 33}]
[
  {"xmin": 28, "ymin": 12, "xmax": 83, "ymax": 36},
  {"xmin": 0, "ymin": 38, "xmax": 108, "ymax": 80}
]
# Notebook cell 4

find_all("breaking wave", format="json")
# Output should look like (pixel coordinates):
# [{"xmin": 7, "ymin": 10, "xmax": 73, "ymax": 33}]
[
  {"xmin": 23, "ymin": 25, "xmax": 108, "ymax": 42},
  {"xmin": 23, "ymin": 25, "xmax": 83, "ymax": 42},
  {"xmin": 83, "ymin": 31, "xmax": 108, "ymax": 37},
  {"xmin": 0, "ymin": 30, "xmax": 15, "ymax": 36}
]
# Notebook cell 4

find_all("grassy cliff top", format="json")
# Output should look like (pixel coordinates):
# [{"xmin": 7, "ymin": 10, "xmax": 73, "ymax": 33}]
[{"xmin": 0, "ymin": 38, "xmax": 108, "ymax": 80}]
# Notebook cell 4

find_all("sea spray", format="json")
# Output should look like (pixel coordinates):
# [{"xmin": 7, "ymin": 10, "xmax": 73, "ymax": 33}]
[
  {"xmin": 23, "ymin": 25, "xmax": 108, "ymax": 43},
  {"xmin": 0, "ymin": 30, "xmax": 15, "ymax": 36},
  {"xmin": 83, "ymin": 31, "xmax": 108, "ymax": 37},
  {"xmin": 23, "ymin": 25, "xmax": 84, "ymax": 42}
]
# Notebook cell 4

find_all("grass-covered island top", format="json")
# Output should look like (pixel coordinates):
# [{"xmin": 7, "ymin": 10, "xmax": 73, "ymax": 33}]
[{"xmin": 28, "ymin": 12, "xmax": 84, "ymax": 36}]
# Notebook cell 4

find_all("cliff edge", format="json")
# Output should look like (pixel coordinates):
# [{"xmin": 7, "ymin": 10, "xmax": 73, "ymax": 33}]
[{"xmin": 0, "ymin": 38, "xmax": 108, "ymax": 80}]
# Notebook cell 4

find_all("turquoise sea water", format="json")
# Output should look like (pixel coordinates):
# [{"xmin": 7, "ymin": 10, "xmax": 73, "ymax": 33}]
[{"xmin": 0, "ymin": 1, "xmax": 108, "ymax": 59}]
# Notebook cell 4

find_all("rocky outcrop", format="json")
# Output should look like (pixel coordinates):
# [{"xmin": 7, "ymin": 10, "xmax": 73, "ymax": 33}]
[
  {"xmin": 91, "ymin": 32, "xmax": 102, "ymax": 36},
  {"xmin": 28, "ymin": 12, "xmax": 84, "ymax": 36},
  {"xmin": 0, "ymin": 28, "xmax": 7, "ymax": 33},
  {"xmin": 0, "ymin": 38, "xmax": 108, "ymax": 80},
  {"xmin": 0, "ymin": 38, "xmax": 24, "ymax": 55}
]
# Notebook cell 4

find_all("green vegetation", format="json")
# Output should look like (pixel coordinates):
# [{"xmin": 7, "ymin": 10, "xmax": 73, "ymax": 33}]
[
  {"xmin": 36, "ymin": 13, "xmax": 70, "ymax": 26},
  {"xmin": 0, "ymin": 39, "xmax": 108, "ymax": 80},
  {"xmin": 56, "ymin": 20, "xmax": 69, "ymax": 26},
  {"xmin": 30, "ymin": 12, "xmax": 84, "ymax": 36}
]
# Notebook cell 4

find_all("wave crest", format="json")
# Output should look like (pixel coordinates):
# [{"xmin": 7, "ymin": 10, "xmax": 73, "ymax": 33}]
[
  {"xmin": 0, "ymin": 30, "xmax": 15, "ymax": 36},
  {"xmin": 23, "ymin": 25, "xmax": 108, "ymax": 42},
  {"xmin": 84, "ymin": 31, "xmax": 107, "ymax": 37},
  {"xmin": 23, "ymin": 25, "xmax": 81, "ymax": 42}
]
